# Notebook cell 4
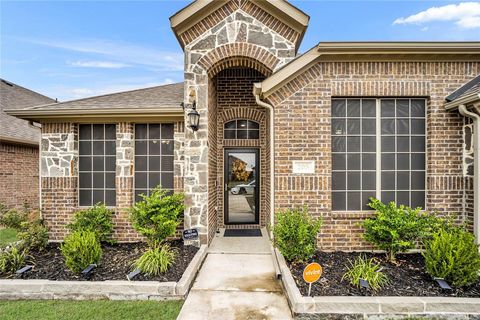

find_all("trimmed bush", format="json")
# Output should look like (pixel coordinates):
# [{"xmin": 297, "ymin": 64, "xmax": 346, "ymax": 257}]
[
  {"xmin": 0, "ymin": 246, "xmax": 27, "ymax": 275},
  {"xmin": 17, "ymin": 220, "xmax": 49, "ymax": 252},
  {"xmin": 61, "ymin": 231, "xmax": 102, "ymax": 273},
  {"xmin": 423, "ymin": 227, "xmax": 480, "ymax": 287},
  {"xmin": 272, "ymin": 206, "xmax": 322, "ymax": 263},
  {"xmin": 67, "ymin": 204, "xmax": 115, "ymax": 244},
  {"xmin": 363, "ymin": 198, "xmax": 429, "ymax": 262},
  {"xmin": 130, "ymin": 187, "xmax": 184, "ymax": 244},
  {"xmin": 134, "ymin": 243, "xmax": 177, "ymax": 276},
  {"xmin": 0, "ymin": 208, "xmax": 27, "ymax": 229},
  {"xmin": 342, "ymin": 255, "xmax": 388, "ymax": 291}
]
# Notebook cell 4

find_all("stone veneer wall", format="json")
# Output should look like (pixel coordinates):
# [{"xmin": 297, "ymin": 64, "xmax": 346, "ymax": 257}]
[
  {"xmin": 40, "ymin": 121, "xmax": 184, "ymax": 241},
  {"xmin": 41, "ymin": 123, "xmax": 78, "ymax": 240},
  {"xmin": 113, "ymin": 122, "xmax": 139, "ymax": 241},
  {"xmin": 181, "ymin": 2, "xmax": 299, "ymax": 244},
  {"xmin": 0, "ymin": 142, "xmax": 39, "ymax": 209},
  {"xmin": 265, "ymin": 61, "xmax": 480, "ymax": 251}
]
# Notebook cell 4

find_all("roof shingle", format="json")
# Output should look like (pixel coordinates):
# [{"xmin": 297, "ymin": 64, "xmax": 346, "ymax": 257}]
[
  {"xmin": 25, "ymin": 82, "xmax": 184, "ymax": 111},
  {"xmin": 0, "ymin": 79, "xmax": 55, "ymax": 145},
  {"xmin": 445, "ymin": 74, "xmax": 480, "ymax": 103}
]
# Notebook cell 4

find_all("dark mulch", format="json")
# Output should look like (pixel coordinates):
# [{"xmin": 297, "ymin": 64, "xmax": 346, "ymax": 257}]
[
  {"xmin": 288, "ymin": 251, "xmax": 480, "ymax": 297},
  {"xmin": 2, "ymin": 240, "xmax": 198, "ymax": 282}
]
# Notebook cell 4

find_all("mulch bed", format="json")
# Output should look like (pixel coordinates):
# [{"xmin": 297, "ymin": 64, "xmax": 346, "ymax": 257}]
[
  {"xmin": 2, "ymin": 240, "xmax": 198, "ymax": 282},
  {"xmin": 288, "ymin": 251, "xmax": 480, "ymax": 297}
]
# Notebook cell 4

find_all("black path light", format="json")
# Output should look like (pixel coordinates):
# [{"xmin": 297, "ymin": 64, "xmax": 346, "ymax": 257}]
[
  {"xmin": 359, "ymin": 278, "xmax": 370, "ymax": 289},
  {"xmin": 187, "ymin": 100, "xmax": 200, "ymax": 132},
  {"xmin": 127, "ymin": 268, "xmax": 141, "ymax": 281},
  {"xmin": 82, "ymin": 264, "xmax": 97, "ymax": 278},
  {"xmin": 16, "ymin": 265, "xmax": 33, "ymax": 276},
  {"xmin": 434, "ymin": 277, "xmax": 452, "ymax": 290}
]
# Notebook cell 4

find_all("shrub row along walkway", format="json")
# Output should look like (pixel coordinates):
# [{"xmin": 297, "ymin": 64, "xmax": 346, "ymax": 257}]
[{"xmin": 177, "ymin": 228, "xmax": 292, "ymax": 320}]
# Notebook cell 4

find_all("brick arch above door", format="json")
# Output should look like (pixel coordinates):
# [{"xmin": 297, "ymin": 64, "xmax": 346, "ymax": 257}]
[
  {"xmin": 208, "ymin": 56, "xmax": 272, "ymax": 78},
  {"xmin": 197, "ymin": 43, "xmax": 280, "ymax": 76},
  {"xmin": 219, "ymin": 107, "xmax": 265, "ymax": 124}
]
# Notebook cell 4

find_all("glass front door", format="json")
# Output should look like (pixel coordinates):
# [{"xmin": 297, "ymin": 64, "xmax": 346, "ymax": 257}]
[{"xmin": 224, "ymin": 149, "xmax": 259, "ymax": 224}]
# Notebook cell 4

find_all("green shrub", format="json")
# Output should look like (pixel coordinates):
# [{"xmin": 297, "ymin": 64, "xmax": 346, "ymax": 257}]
[
  {"xmin": 363, "ymin": 198, "xmax": 429, "ymax": 262},
  {"xmin": 129, "ymin": 187, "xmax": 184, "ymax": 244},
  {"xmin": 67, "ymin": 204, "xmax": 115, "ymax": 244},
  {"xmin": 342, "ymin": 255, "xmax": 388, "ymax": 291},
  {"xmin": 61, "ymin": 231, "xmax": 102, "ymax": 273},
  {"xmin": 423, "ymin": 227, "xmax": 480, "ymax": 287},
  {"xmin": 0, "ymin": 246, "xmax": 28, "ymax": 275},
  {"xmin": 17, "ymin": 220, "xmax": 49, "ymax": 252},
  {"xmin": 134, "ymin": 244, "xmax": 177, "ymax": 276},
  {"xmin": 0, "ymin": 208, "xmax": 28, "ymax": 229},
  {"xmin": 0, "ymin": 202, "xmax": 7, "ymax": 216},
  {"xmin": 272, "ymin": 206, "xmax": 322, "ymax": 262}
]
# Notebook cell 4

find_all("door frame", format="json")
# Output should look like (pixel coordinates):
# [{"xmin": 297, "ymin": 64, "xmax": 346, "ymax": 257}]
[{"xmin": 223, "ymin": 148, "xmax": 260, "ymax": 225}]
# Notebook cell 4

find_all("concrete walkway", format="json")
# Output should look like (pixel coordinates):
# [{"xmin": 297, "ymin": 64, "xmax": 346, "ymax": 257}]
[{"xmin": 177, "ymin": 229, "xmax": 292, "ymax": 320}]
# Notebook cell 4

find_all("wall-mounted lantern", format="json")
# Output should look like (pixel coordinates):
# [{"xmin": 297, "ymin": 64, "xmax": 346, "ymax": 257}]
[{"xmin": 187, "ymin": 101, "xmax": 200, "ymax": 132}]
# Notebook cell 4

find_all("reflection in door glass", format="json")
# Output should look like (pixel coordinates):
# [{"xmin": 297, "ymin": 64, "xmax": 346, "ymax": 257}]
[{"xmin": 227, "ymin": 151, "xmax": 257, "ymax": 223}]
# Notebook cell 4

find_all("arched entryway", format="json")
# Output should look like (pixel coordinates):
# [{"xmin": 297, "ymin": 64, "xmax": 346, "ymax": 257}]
[{"xmin": 207, "ymin": 63, "xmax": 272, "ymax": 235}]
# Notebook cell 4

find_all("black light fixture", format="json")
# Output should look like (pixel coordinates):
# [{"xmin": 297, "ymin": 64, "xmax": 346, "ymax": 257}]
[{"xmin": 187, "ymin": 100, "xmax": 200, "ymax": 132}]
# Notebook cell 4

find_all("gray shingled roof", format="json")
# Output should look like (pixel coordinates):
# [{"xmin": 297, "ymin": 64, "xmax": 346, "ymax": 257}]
[
  {"xmin": 0, "ymin": 79, "xmax": 55, "ymax": 145},
  {"xmin": 446, "ymin": 74, "xmax": 480, "ymax": 102},
  {"xmin": 24, "ymin": 82, "xmax": 184, "ymax": 111}
]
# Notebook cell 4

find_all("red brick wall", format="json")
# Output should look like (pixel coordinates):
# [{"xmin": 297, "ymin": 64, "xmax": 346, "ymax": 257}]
[
  {"xmin": 42, "ymin": 177, "xmax": 77, "ymax": 240},
  {"xmin": 267, "ymin": 61, "xmax": 480, "ymax": 251},
  {"xmin": 207, "ymin": 77, "xmax": 218, "ymax": 243},
  {"xmin": 0, "ymin": 142, "xmax": 39, "ymax": 209},
  {"xmin": 213, "ymin": 67, "xmax": 269, "ymax": 229}
]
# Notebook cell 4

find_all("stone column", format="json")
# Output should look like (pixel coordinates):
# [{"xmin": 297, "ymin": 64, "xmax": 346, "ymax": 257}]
[
  {"xmin": 40, "ymin": 123, "xmax": 78, "ymax": 240},
  {"xmin": 183, "ymin": 72, "xmax": 210, "ymax": 245},
  {"xmin": 115, "ymin": 122, "xmax": 138, "ymax": 241}
]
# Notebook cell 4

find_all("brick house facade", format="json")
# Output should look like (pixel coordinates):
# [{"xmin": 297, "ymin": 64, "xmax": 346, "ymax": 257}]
[
  {"xmin": 7, "ymin": 0, "xmax": 480, "ymax": 249},
  {"xmin": 0, "ymin": 79, "xmax": 54, "ymax": 209}
]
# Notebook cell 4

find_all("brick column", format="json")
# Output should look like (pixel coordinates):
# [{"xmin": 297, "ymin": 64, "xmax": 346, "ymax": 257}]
[
  {"xmin": 40, "ymin": 123, "xmax": 78, "ymax": 240},
  {"xmin": 114, "ymin": 122, "xmax": 139, "ymax": 241}
]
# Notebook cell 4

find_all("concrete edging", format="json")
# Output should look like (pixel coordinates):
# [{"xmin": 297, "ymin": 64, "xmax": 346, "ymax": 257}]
[
  {"xmin": 274, "ymin": 248, "xmax": 480, "ymax": 316},
  {"xmin": 0, "ymin": 244, "xmax": 207, "ymax": 301}
]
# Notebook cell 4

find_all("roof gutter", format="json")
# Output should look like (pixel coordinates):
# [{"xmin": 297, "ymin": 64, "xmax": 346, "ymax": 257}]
[
  {"xmin": 5, "ymin": 107, "xmax": 184, "ymax": 122},
  {"xmin": 0, "ymin": 135, "xmax": 39, "ymax": 147},
  {"xmin": 253, "ymin": 83, "xmax": 275, "ymax": 238},
  {"xmin": 458, "ymin": 105, "xmax": 480, "ymax": 245},
  {"xmin": 445, "ymin": 92, "xmax": 480, "ymax": 110}
]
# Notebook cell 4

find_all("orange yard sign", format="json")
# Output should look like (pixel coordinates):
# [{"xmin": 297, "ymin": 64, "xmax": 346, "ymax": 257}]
[
  {"xmin": 303, "ymin": 262, "xmax": 322, "ymax": 283},
  {"xmin": 303, "ymin": 262, "xmax": 322, "ymax": 296}
]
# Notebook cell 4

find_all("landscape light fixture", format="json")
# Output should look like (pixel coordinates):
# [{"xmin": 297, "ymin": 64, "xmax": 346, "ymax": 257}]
[
  {"xmin": 434, "ymin": 277, "xmax": 452, "ymax": 290},
  {"xmin": 16, "ymin": 265, "xmax": 33, "ymax": 276},
  {"xmin": 127, "ymin": 268, "xmax": 141, "ymax": 281}
]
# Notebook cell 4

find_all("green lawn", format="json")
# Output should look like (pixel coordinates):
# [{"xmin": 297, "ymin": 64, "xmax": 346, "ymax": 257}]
[
  {"xmin": 0, "ymin": 300, "xmax": 183, "ymax": 320},
  {"xmin": 0, "ymin": 228, "xmax": 17, "ymax": 247}
]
